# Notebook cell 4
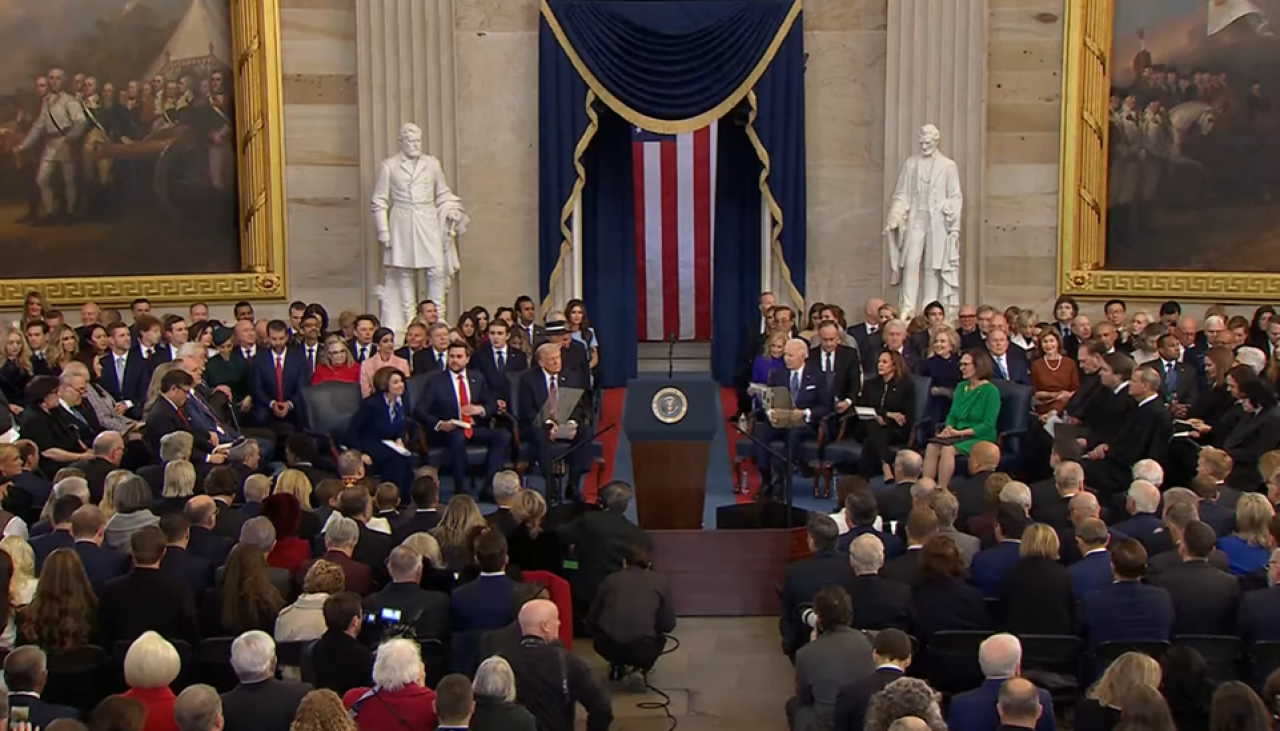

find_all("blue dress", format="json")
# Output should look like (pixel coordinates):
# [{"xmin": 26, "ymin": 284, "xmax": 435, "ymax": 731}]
[
  {"xmin": 918, "ymin": 355, "xmax": 962, "ymax": 425},
  {"xmin": 750, "ymin": 356, "xmax": 785, "ymax": 409},
  {"xmin": 347, "ymin": 393, "xmax": 416, "ymax": 497},
  {"xmin": 1217, "ymin": 535, "xmax": 1271, "ymax": 576}
]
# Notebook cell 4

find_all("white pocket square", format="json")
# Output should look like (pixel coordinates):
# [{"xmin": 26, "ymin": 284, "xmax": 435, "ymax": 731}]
[{"xmin": 805, "ymin": 384, "xmax": 816, "ymax": 390}]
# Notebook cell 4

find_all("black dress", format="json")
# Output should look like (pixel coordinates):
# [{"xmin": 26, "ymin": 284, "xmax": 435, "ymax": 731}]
[
  {"xmin": 852, "ymin": 375, "xmax": 916, "ymax": 478},
  {"xmin": 507, "ymin": 524, "xmax": 563, "ymax": 573},
  {"xmin": 998, "ymin": 556, "xmax": 1076, "ymax": 635},
  {"xmin": 1074, "ymin": 698, "xmax": 1121, "ymax": 731},
  {"xmin": 0, "ymin": 362, "xmax": 30, "ymax": 408}
]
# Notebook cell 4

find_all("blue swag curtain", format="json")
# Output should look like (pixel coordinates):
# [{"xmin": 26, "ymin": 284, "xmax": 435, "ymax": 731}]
[{"xmin": 539, "ymin": 0, "xmax": 806, "ymax": 387}]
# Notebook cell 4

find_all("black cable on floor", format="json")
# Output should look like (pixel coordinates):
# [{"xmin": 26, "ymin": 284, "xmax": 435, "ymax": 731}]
[{"xmin": 636, "ymin": 635, "xmax": 681, "ymax": 731}]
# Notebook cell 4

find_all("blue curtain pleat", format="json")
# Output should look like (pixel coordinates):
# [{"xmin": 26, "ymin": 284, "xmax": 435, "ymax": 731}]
[
  {"xmin": 710, "ymin": 120, "xmax": 764, "ymax": 384},
  {"xmin": 538, "ymin": 24, "xmax": 591, "ymax": 299}
]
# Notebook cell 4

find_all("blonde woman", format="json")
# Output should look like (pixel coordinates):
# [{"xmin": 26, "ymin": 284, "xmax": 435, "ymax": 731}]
[
  {"xmin": 1010, "ymin": 310, "xmax": 1041, "ymax": 352},
  {"xmin": 401, "ymin": 532, "xmax": 455, "ymax": 594},
  {"xmin": 311, "ymin": 334, "xmax": 359, "ymax": 385},
  {"xmin": 121, "ymin": 631, "xmax": 183, "ymax": 730},
  {"xmin": 432, "ymin": 494, "xmax": 487, "ymax": 572},
  {"xmin": 0, "ymin": 327, "xmax": 33, "ymax": 414},
  {"xmin": 508, "ymin": 490, "xmax": 560, "ymax": 572},
  {"xmin": 290, "ymin": 689, "xmax": 357, "ymax": 731},
  {"xmin": 1078, "ymin": 651, "xmax": 1163, "ymax": 731},
  {"xmin": 1000, "ymin": 522, "xmax": 1074, "ymax": 636},
  {"xmin": 274, "ymin": 468, "xmax": 322, "ymax": 540},
  {"xmin": 0, "ymin": 537, "xmax": 36, "ymax": 649},
  {"xmin": 276, "ymin": 559, "xmax": 345, "ymax": 648},
  {"xmin": 156, "ymin": 459, "xmax": 196, "ymax": 515},
  {"xmin": 143, "ymin": 362, "xmax": 179, "ymax": 414},
  {"xmin": 1219, "ymin": 493, "xmax": 1276, "ymax": 576}
]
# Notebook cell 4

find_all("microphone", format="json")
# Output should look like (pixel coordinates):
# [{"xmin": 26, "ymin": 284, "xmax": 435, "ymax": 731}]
[{"xmin": 667, "ymin": 332, "xmax": 677, "ymax": 379}]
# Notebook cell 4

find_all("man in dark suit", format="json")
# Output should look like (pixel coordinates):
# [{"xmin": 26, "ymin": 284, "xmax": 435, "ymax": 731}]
[
  {"xmin": 517, "ymin": 343, "xmax": 595, "ymax": 502},
  {"xmin": 450, "ymin": 529, "xmax": 517, "ymax": 633},
  {"xmin": 418, "ymin": 341, "xmax": 512, "ymax": 498},
  {"xmin": 1067, "ymin": 517, "xmax": 1115, "ymax": 600},
  {"xmin": 98, "ymin": 322, "xmax": 150, "ymax": 419},
  {"xmin": 1032, "ymin": 460, "xmax": 1084, "ymax": 534},
  {"xmin": 881, "ymin": 508, "xmax": 935, "ymax": 587},
  {"xmin": 845, "ymin": 298, "xmax": 884, "ymax": 355},
  {"xmin": 1147, "ymin": 521, "xmax": 1240, "ymax": 636},
  {"xmin": 970, "ymin": 505, "xmax": 1029, "ymax": 598},
  {"xmin": 545, "ymin": 320, "xmax": 591, "ymax": 388},
  {"xmin": 780, "ymin": 514, "xmax": 856, "ymax": 657},
  {"xmin": 284, "ymin": 434, "xmax": 336, "ymax": 499},
  {"xmin": 1079, "ymin": 350, "xmax": 1138, "ymax": 451},
  {"xmin": 837, "ymin": 491, "xmax": 903, "ymax": 558},
  {"xmin": 514, "ymin": 295, "xmax": 546, "ymax": 348},
  {"xmin": 3, "ymin": 647, "xmax": 80, "ymax": 729},
  {"xmin": 68, "ymin": 431, "xmax": 124, "ymax": 505},
  {"xmin": 298, "ymin": 515, "xmax": 376, "ymax": 596},
  {"xmin": 202, "ymin": 466, "xmax": 249, "ymax": 540},
  {"xmin": 157, "ymin": 513, "xmax": 215, "ymax": 605},
  {"xmin": 69, "ymin": 504, "xmax": 130, "ymax": 590},
  {"xmin": 947, "ymin": 634, "xmax": 1055, "ymax": 731},
  {"xmin": 1146, "ymin": 500, "xmax": 1231, "ymax": 576},
  {"xmin": 184, "ymin": 496, "xmax": 235, "ymax": 566},
  {"xmin": 31, "ymin": 494, "xmax": 80, "ymax": 570},
  {"xmin": 484, "ymin": 471, "xmax": 522, "ymax": 536},
  {"xmin": 391, "ymin": 474, "xmax": 441, "ymax": 544},
  {"xmin": 394, "ymin": 322, "xmax": 434, "ymax": 376},
  {"xmin": 845, "ymin": 533, "xmax": 911, "ymax": 633},
  {"xmin": 98, "ymin": 525, "xmax": 202, "ymax": 647},
  {"xmin": 1154, "ymin": 333, "xmax": 1199, "ymax": 411},
  {"xmin": 1063, "ymin": 338, "xmax": 1104, "ymax": 422},
  {"xmin": 876, "ymin": 451, "xmax": 924, "ymax": 527},
  {"xmin": 330, "ymin": 488, "xmax": 393, "ymax": 582},
  {"xmin": 755, "ymin": 338, "xmax": 831, "ymax": 499},
  {"xmin": 1078, "ymin": 538, "xmax": 1174, "ymax": 652},
  {"xmin": 952, "ymin": 442, "xmax": 1001, "ymax": 524},
  {"xmin": 8, "ymin": 442, "xmax": 50, "ymax": 526},
  {"xmin": 557, "ymin": 482, "xmax": 652, "ymax": 620},
  {"xmin": 987, "ymin": 329, "xmax": 1031, "ymax": 386},
  {"xmin": 250, "ymin": 320, "xmax": 308, "ymax": 430},
  {"xmin": 958, "ymin": 305, "xmax": 987, "ymax": 350},
  {"xmin": 808, "ymin": 322, "xmax": 862, "ymax": 418},
  {"xmin": 1110, "ymin": 480, "xmax": 1165, "ymax": 553},
  {"xmin": 1083, "ymin": 363, "xmax": 1174, "ymax": 497},
  {"xmin": 309, "ymin": 591, "xmax": 374, "ymax": 696},
  {"xmin": 859, "ymin": 320, "xmax": 920, "ymax": 376},
  {"xmin": 364, "ymin": 546, "xmax": 450, "ymax": 641},
  {"xmin": 833, "ymin": 629, "xmax": 911, "ymax": 731},
  {"xmin": 474, "ymin": 319, "xmax": 529, "ymax": 406},
  {"xmin": 1239, "ymin": 548, "xmax": 1280, "ymax": 645},
  {"xmin": 347, "ymin": 314, "xmax": 378, "ymax": 363},
  {"xmin": 1222, "ymin": 378, "xmax": 1280, "ymax": 489},
  {"xmin": 419, "ymin": 322, "xmax": 452, "ymax": 374},
  {"xmin": 1190, "ymin": 470, "xmax": 1237, "ymax": 538},
  {"xmin": 144, "ymin": 369, "xmax": 223, "ymax": 466},
  {"xmin": 220, "ymin": 631, "xmax": 313, "ymax": 731}
]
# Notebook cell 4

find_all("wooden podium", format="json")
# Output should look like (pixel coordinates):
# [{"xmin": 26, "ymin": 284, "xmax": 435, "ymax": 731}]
[{"xmin": 623, "ymin": 377, "xmax": 719, "ymax": 529}]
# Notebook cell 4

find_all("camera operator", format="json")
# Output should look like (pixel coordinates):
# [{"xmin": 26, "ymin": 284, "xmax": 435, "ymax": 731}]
[
  {"xmin": 502, "ymin": 599, "xmax": 613, "ymax": 731},
  {"xmin": 363, "ymin": 546, "xmax": 450, "ymax": 643},
  {"xmin": 588, "ymin": 545, "xmax": 675, "ymax": 682},
  {"xmin": 787, "ymin": 587, "xmax": 873, "ymax": 731}
]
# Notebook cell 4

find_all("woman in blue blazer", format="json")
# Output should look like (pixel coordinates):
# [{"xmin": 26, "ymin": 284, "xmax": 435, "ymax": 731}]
[{"xmin": 347, "ymin": 366, "xmax": 416, "ymax": 498}]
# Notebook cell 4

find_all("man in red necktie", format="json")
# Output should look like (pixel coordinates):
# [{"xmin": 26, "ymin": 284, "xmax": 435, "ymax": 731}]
[{"xmin": 418, "ymin": 342, "xmax": 511, "ymax": 501}]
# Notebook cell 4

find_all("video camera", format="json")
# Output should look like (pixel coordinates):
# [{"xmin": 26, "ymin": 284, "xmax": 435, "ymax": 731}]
[{"xmin": 358, "ymin": 606, "xmax": 417, "ymax": 647}]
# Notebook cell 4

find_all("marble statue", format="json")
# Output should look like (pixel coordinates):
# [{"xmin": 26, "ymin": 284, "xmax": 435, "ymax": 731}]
[
  {"xmin": 884, "ymin": 124, "xmax": 963, "ymax": 321},
  {"xmin": 371, "ymin": 122, "xmax": 469, "ymax": 333}
]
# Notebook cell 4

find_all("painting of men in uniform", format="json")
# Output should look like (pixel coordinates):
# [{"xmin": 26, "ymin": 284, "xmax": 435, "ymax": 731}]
[
  {"xmin": 1106, "ymin": 0, "xmax": 1280, "ymax": 272},
  {"xmin": 0, "ymin": 0, "xmax": 238, "ymax": 279}
]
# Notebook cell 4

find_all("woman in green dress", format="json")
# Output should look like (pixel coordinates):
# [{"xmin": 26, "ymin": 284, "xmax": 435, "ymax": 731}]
[{"xmin": 923, "ymin": 348, "xmax": 1002, "ymax": 489}]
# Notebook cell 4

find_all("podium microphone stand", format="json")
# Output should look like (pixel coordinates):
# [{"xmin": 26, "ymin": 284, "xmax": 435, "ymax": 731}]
[{"xmin": 732, "ymin": 422, "xmax": 802, "ymax": 530}]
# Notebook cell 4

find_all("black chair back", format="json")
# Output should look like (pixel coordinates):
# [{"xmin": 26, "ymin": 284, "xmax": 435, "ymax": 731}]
[
  {"xmin": 1175, "ymin": 635, "xmax": 1245, "ymax": 683},
  {"xmin": 1094, "ymin": 640, "xmax": 1170, "ymax": 673},
  {"xmin": 301, "ymin": 381, "xmax": 362, "ymax": 441},
  {"xmin": 907, "ymin": 375, "xmax": 932, "ymax": 445},
  {"xmin": 506, "ymin": 372, "xmax": 524, "ymax": 421},
  {"xmin": 405, "ymin": 373, "xmax": 436, "ymax": 412},
  {"xmin": 44, "ymin": 645, "xmax": 110, "ymax": 712},
  {"xmin": 193, "ymin": 637, "xmax": 239, "ymax": 693},
  {"xmin": 1019, "ymin": 635, "xmax": 1084, "ymax": 705},
  {"xmin": 1250, "ymin": 641, "xmax": 1280, "ymax": 690},
  {"xmin": 419, "ymin": 637, "xmax": 448, "ymax": 687},
  {"xmin": 922, "ymin": 630, "xmax": 992, "ymax": 695}
]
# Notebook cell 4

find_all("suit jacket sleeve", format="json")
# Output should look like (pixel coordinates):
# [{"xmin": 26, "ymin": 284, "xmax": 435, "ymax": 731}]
[
  {"xmin": 418, "ymin": 381, "xmax": 446, "ymax": 431},
  {"xmin": 250, "ymin": 358, "xmax": 271, "ymax": 407}
]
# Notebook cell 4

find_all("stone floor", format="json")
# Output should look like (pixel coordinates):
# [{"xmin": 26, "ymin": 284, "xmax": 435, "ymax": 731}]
[{"xmin": 572, "ymin": 617, "xmax": 795, "ymax": 731}]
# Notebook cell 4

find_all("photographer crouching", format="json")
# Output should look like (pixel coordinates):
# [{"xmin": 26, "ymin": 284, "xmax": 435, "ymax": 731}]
[
  {"xmin": 787, "ymin": 587, "xmax": 874, "ymax": 731},
  {"xmin": 588, "ymin": 545, "xmax": 676, "ymax": 684}
]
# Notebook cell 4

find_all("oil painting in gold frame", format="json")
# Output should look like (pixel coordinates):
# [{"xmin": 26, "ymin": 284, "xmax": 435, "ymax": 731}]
[
  {"xmin": 0, "ymin": 0, "xmax": 287, "ymax": 308},
  {"xmin": 1059, "ymin": 0, "xmax": 1280, "ymax": 301}
]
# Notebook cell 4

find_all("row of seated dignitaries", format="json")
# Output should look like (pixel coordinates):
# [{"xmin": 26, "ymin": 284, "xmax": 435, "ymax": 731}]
[{"xmin": 0, "ymin": 296, "xmax": 602, "ymax": 504}]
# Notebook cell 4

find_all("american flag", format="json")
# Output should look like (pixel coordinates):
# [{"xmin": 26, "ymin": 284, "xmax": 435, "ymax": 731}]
[{"xmin": 632, "ymin": 123, "xmax": 718, "ymax": 341}]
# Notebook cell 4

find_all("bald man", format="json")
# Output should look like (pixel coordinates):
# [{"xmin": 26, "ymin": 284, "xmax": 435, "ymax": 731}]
[
  {"xmin": 183, "ymin": 495, "xmax": 234, "ymax": 566},
  {"xmin": 502, "ymin": 599, "xmax": 613, "ymax": 731},
  {"xmin": 996, "ymin": 678, "xmax": 1044, "ymax": 731},
  {"xmin": 753, "ymin": 339, "xmax": 831, "ymax": 500},
  {"xmin": 849, "ymin": 298, "xmax": 887, "ymax": 354},
  {"xmin": 950, "ymin": 441, "xmax": 1002, "ymax": 523},
  {"xmin": 948, "ymin": 635, "xmax": 1054, "ymax": 731}
]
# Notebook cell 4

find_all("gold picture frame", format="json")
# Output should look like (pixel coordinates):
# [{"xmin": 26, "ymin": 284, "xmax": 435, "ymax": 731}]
[
  {"xmin": 0, "ymin": 0, "xmax": 288, "ymax": 308},
  {"xmin": 1058, "ymin": 0, "xmax": 1280, "ymax": 302}
]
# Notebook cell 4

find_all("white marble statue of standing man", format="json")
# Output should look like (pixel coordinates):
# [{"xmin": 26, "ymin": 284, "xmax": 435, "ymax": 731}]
[
  {"xmin": 884, "ymin": 124, "xmax": 963, "ymax": 321},
  {"xmin": 371, "ymin": 122, "xmax": 469, "ymax": 334}
]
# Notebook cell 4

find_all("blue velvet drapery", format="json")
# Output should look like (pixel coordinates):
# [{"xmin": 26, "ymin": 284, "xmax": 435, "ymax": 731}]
[{"xmin": 539, "ymin": 0, "xmax": 806, "ymax": 387}]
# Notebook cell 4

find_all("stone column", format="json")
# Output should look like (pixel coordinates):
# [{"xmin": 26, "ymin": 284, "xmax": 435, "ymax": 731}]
[
  {"xmin": 356, "ymin": 0, "xmax": 460, "ymax": 320},
  {"xmin": 883, "ymin": 0, "xmax": 987, "ymax": 311}
]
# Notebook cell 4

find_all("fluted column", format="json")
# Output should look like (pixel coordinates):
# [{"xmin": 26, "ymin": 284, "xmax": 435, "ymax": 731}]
[
  {"xmin": 356, "ymin": 0, "xmax": 460, "ymax": 318},
  {"xmin": 883, "ymin": 0, "xmax": 987, "ymax": 309}
]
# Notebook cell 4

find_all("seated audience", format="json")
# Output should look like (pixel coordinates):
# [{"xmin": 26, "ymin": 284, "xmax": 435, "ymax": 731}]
[
  {"xmin": 501, "ymin": 599, "xmax": 613, "ymax": 731},
  {"xmin": 157, "ymin": 513, "xmax": 214, "ymax": 604},
  {"xmin": 274, "ymin": 468, "xmax": 324, "ymax": 540},
  {"xmin": 276, "ymin": 559, "xmax": 347, "ymax": 646},
  {"xmin": 221, "ymin": 631, "xmax": 312, "ymax": 731},
  {"xmin": 358, "ymin": 327, "xmax": 411, "ymax": 399},
  {"xmin": 291, "ymin": 688, "xmax": 357, "ymax": 731},
  {"xmin": 951, "ymin": 446, "xmax": 1003, "ymax": 527},
  {"xmin": 261, "ymin": 493, "xmax": 312, "ymax": 574},
  {"xmin": 120, "ymin": 631, "xmax": 182, "ymax": 731},
  {"xmin": 392, "ymin": 476, "xmax": 442, "ymax": 543},
  {"xmin": 18, "ymin": 547, "xmax": 99, "ymax": 650},
  {"xmin": 999, "ymin": 523, "xmax": 1075, "ymax": 637},
  {"xmin": 852, "ymin": 351, "xmax": 916, "ymax": 483},
  {"xmin": 202, "ymin": 543, "xmax": 285, "ymax": 637},
  {"xmin": 589, "ymin": 545, "xmax": 676, "ymax": 680},
  {"xmin": 88, "ymin": 695, "xmax": 149, "ymax": 731},
  {"xmin": 1218, "ymin": 493, "xmax": 1275, "ymax": 576},
  {"xmin": 1147, "ymin": 498, "xmax": 1231, "ymax": 575},
  {"xmin": 399, "ymin": 532, "xmax": 455, "ymax": 595},
  {"xmin": 174, "ymin": 684, "xmax": 223, "ymax": 731},
  {"xmin": 203, "ymin": 468, "xmax": 247, "ymax": 540},
  {"xmin": 299, "ymin": 517, "xmax": 374, "ymax": 596},
  {"xmin": 788, "ymin": 586, "xmax": 874, "ymax": 731},
  {"xmin": 970, "ymin": 504, "xmax": 1029, "ymax": 598},
  {"xmin": 947, "ymin": 634, "xmax": 1055, "ymax": 731},
  {"xmin": 485, "ymin": 471, "xmax": 521, "ymax": 536},
  {"xmin": 929, "ymin": 489, "xmax": 979, "ymax": 567},
  {"xmin": 362, "ymin": 546, "xmax": 450, "ymax": 642},
  {"xmin": 99, "ymin": 525, "xmax": 201, "ymax": 647},
  {"xmin": 430, "ymin": 674, "xmax": 475, "ymax": 731},
  {"xmin": 30, "ymin": 494, "xmax": 80, "ymax": 570},
  {"xmin": 836, "ymin": 489, "xmax": 902, "ymax": 557},
  {"xmin": 312, "ymin": 336, "xmax": 360, "ymax": 385},
  {"xmin": 347, "ymin": 368, "xmax": 416, "ymax": 498},
  {"xmin": 1238, "ymin": 548, "xmax": 1280, "ymax": 645},
  {"xmin": 470, "ymin": 657, "xmax": 537, "ymax": 731},
  {"xmin": 781, "ymin": 514, "xmax": 856, "ymax": 655},
  {"xmin": 154, "ymin": 460, "xmax": 196, "ymax": 516},
  {"xmin": 451, "ymin": 529, "xmax": 516, "ymax": 633},
  {"xmin": 1148, "ymin": 520, "xmax": 1240, "ymax": 636},
  {"xmin": 910, "ymin": 535, "xmax": 989, "ymax": 644},
  {"xmin": 1068, "ymin": 517, "xmax": 1115, "ymax": 600},
  {"xmin": 1075, "ymin": 651, "xmax": 1163, "ymax": 731},
  {"xmin": 1158, "ymin": 646, "xmax": 1214, "ymax": 731},
  {"xmin": 863, "ymin": 677, "xmax": 947, "ymax": 731},
  {"xmin": 342, "ymin": 638, "xmax": 437, "ymax": 731},
  {"xmin": 506, "ymin": 490, "xmax": 561, "ymax": 573},
  {"xmin": 832, "ymin": 629, "xmax": 912, "ymax": 731},
  {"xmin": 994, "ymin": 679, "xmax": 1049, "ymax": 731},
  {"xmin": 1078, "ymin": 538, "xmax": 1173, "ymax": 653},
  {"xmin": 4, "ymin": 646, "xmax": 79, "ymax": 728},
  {"xmin": 1208, "ymin": 681, "xmax": 1272, "ymax": 731},
  {"xmin": 103, "ymin": 475, "xmax": 160, "ymax": 552},
  {"xmin": 1111, "ymin": 480, "xmax": 1164, "ymax": 554},
  {"xmin": 21, "ymin": 376, "xmax": 93, "ymax": 478},
  {"xmin": 847, "ymin": 534, "xmax": 911, "ymax": 631},
  {"xmin": 183, "ymin": 496, "xmax": 233, "ymax": 566},
  {"xmin": 921, "ymin": 349, "xmax": 1001, "ymax": 490},
  {"xmin": 310, "ymin": 591, "xmax": 374, "ymax": 696},
  {"xmin": 875, "ymin": 452, "xmax": 925, "ymax": 528},
  {"xmin": 242, "ymin": 474, "xmax": 270, "ymax": 518}
]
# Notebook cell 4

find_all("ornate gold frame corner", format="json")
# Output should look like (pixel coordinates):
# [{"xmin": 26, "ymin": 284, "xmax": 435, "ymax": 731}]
[
  {"xmin": 0, "ymin": 0, "xmax": 288, "ymax": 309},
  {"xmin": 1057, "ymin": 0, "xmax": 1280, "ymax": 302}
]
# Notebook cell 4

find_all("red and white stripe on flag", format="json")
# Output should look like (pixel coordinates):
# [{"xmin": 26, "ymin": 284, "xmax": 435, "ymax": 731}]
[{"xmin": 632, "ymin": 123, "xmax": 717, "ymax": 341}]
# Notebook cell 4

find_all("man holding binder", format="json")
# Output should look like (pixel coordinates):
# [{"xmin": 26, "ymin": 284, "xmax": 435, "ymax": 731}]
[
  {"xmin": 518, "ymin": 343, "xmax": 594, "ymax": 503},
  {"xmin": 753, "ymin": 339, "xmax": 831, "ymax": 501}
]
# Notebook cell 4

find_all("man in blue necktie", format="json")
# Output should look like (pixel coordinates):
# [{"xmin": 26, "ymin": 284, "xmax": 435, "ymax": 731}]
[{"xmin": 752, "ymin": 339, "xmax": 832, "ymax": 501}]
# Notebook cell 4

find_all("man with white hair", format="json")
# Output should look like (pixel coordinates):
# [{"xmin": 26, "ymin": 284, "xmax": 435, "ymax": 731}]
[
  {"xmin": 298, "ymin": 516, "xmax": 374, "ymax": 595},
  {"xmin": 175, "ymin": 684, "xmax": 224, "ymax": 731},
  {"xmin": 1112, "ymin": 480, "xmax": 1164, "ymax": 552},
  {"xmin": 1083, "ymin": 364, "xmax": 1173, "ymax": 497},
  {"xmin": 877, "ymin": 450, "xmax": 925, "ymax": 526},
  {"xmin": 848, "ymin": 534, "xmax": 911, "ymax": 631},
  {"xmin": 67, "ymin": 430, "xmax": 124, "ymax": 504},
  {"xmin": 501, "ymin": 599, "xmax": 613, "ymax": 731},
  {"xmin": 485, "ymin": 470, "xmax": 522, "ymax": 535},
  {"xmin": 929, "ymin": 489, "xmax": 979, "ymax": 566},
  {"xmin": 947, "ymin": 634, "xmax": 1054, "ymax": 731},
  {"xmin": 345, "ymin": 638, "xmax": 437, "ymax": 726},
  {"xmin": 1132, "ymin": 459, "xmax": 1164, "ymax": 488},
  {"xmin": 363, "ymin": 546, "xmax": 449, "ymax": 641},
  {"xmin": 999, "ymin": 481, "xmax": 1033, "ymax": 517},
  {"xmin": 753, "ymin": 338, "xmax": 831, "ymax": 499},
  {"xmin": 1032, "ymin": 460, "xmax": 1084, "ymax": 533},
  {"xmin": 1237, "ymin": 346, "xmax": 1268, "ymax": 376},
  {"xmin": 219, "ymin": 631, "xmax": 310, "ymax": 731}
]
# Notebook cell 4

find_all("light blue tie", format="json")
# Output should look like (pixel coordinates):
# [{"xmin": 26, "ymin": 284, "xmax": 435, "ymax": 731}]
[
  {"xmin": 997, "ymin": 357, "xmax": 1008, "ymax": 379},
  {"xmin": 790, "ymin": 371, "xmax": 800, "ymax": 400}
]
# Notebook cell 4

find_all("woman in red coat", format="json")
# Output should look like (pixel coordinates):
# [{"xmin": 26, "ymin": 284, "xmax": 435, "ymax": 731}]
[
  {"xmin": 311, "ymin": 335, "xmax": 360, "ymax": 385},
  {"xmin": 120, "ymin": 632, "xmax": 181, "ymax": 731},
  {"xmin": 261, "ymin": 493, "xmax": 312, "ymax": 574}
]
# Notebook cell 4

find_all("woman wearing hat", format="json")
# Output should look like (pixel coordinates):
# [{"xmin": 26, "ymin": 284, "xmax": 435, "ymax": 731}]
[{"xmin": 204, "ymin": 325, "xmax": 252, "ymax": 416}]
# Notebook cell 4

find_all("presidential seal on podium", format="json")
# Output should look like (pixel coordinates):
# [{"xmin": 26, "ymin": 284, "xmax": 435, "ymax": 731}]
[{"xmin": 651, "ymin": 387, "xmax": 689, "ymax": 424}]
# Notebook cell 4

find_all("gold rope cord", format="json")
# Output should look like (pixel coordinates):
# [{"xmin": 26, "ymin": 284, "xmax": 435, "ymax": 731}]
[{"xmin": 541, "ymin": 89, "xmax": 600, "ymax": 317}]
